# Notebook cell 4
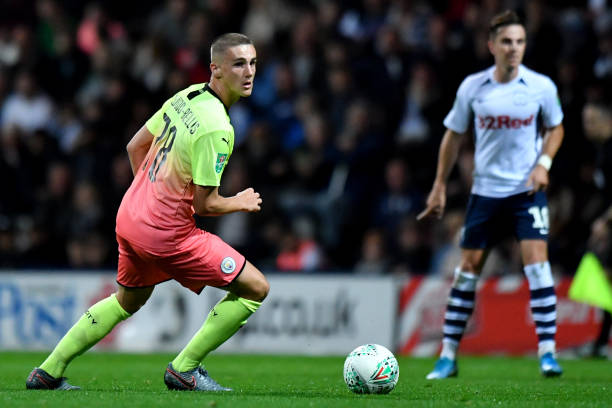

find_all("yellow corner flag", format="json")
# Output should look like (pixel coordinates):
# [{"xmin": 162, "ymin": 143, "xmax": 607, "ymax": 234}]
[{"xmin": 568, "ymin": 252, "xmax": 612, "ymax": 313}]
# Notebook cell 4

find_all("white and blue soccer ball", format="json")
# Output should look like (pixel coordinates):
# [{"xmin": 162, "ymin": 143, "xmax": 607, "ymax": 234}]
[{"xmin": 343, "ymin": 344, "xmax": 399, "ymax": 394}]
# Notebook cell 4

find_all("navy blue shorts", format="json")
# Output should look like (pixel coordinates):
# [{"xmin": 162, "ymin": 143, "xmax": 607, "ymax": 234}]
[{"xmin": 460, "ymin": 191, "xmax": 549, "ymax": 249}]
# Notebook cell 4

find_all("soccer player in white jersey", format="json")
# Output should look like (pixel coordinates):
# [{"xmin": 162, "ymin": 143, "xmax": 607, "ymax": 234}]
[{"xmin": 417, "ymin": 10, "xmax": 564, "ymax": 379}]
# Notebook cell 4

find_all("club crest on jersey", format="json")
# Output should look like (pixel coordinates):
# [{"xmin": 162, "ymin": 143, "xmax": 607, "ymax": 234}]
[
  {"xmin": 512, "ymin": 90, "xmax": 529, "ymax": 106},
  {"xmin": 221, "ymin": 257, "xmax": 236, "ymax": 274},
  {"xmin": 215, "ymin": 153, "xmax": 228, "ymax": 173}
]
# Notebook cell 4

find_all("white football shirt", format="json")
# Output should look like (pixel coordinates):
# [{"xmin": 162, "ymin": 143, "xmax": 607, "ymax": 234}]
[{"xmin": 444, "ymin": 64, "xmax": 563, "ymax": 198}]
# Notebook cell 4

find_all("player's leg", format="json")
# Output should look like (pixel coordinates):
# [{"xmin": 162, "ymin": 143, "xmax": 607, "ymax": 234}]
[
  {"xmin": 520, "ymin": 239, "xmax": 562, "ymax": 376},
  {"xmin": 427, "ymin": 248, "xmax": 488, "ymax": 379},
  {"xmin": 516, "ymin": 191, "xmax": 562, "ymax": 376},
  {"xmin": 27, "ymin": 285, "xmax": 153, "ymax": 390},
  {"xmin": 27, "ymin": 235, "xmax": 161, "ymax": 390},
  {"xmin": 427, "ymin": 194, "xmax": 499, "ymax": 379},
  {"xmin": 169, "ymin": 261, "xmax": 268, "ymax": 380},
  {"xmin": 223, "ymin": 259, "xmax": 270, "ymax": 301},
  {"xmin": 164, "ymin": 230, "xmax": 269, "ymax": 391}
]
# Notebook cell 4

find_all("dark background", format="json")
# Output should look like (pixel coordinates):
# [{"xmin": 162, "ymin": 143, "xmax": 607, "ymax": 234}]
[{"xmin": 0, "ymin": 0, "xmax": 610, "ymax": 279}]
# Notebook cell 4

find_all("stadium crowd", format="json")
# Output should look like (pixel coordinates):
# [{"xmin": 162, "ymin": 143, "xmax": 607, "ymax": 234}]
[{"xmin": 0, "ymin": 0, "xmax": 611, "ymax": 277}]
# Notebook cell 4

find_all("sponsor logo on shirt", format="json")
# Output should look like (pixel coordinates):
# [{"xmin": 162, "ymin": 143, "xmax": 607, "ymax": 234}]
[{"xmin": 477, "ymin": 114, "xmax": 534, "ymax": 130}]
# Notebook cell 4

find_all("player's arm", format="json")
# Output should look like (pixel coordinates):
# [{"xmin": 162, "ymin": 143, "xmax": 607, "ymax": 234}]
[
  {"xmin": 193, "ymin": 185, "xmax": 262, "ymax": 217},
  {"xmin": 417, "ymin": 128, "xmax": 466, "ymax": 220},
  {"xmin": 527, "ymin": 123, "xmax": 564, "ymax": 192},
  {"xmin": 539, "ymin": 123, "xmax": 564, "ymax": 165},
  {"xmin": 126, "ymin": 125, "xmax": 154, "ymax": 176}
]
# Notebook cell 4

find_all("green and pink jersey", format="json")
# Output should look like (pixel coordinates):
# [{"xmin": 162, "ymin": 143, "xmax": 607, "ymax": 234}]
[{"xmin": 116, "ymin": 83, "xmax": 234, "ymax": 253}]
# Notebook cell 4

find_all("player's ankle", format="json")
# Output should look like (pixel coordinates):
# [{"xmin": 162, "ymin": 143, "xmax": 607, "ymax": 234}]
[
  {"xmin": 440, "ymin": 340, "xmax": 458, "ymax": 360},
  {"xmin": 538, "ymin": 341, "xmax": 556, "ymax": 357}
]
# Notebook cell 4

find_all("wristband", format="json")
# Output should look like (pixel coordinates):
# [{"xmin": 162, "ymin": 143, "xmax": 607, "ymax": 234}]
[{"xmin": 537, "ymin": 154, "xmax": 552, "ymax": 171}]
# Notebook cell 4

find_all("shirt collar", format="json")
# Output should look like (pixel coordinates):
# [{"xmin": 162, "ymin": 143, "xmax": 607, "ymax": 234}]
[
  {"xmin": 484, "ymin": 64, "xmax": 528, "ymax": 86},
  {"xmin": 204, "ymin": 83, "xmax": 229, "ymax": 114}
]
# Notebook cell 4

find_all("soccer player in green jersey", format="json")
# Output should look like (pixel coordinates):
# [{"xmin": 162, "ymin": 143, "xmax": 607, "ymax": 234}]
[{"xmin": 26, "ymin": 33, "xmax": 268, "ymax": 391}]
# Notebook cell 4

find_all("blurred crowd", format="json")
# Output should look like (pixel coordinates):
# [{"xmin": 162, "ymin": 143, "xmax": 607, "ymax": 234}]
[{"xmin": 0, "ymin": 0, "xmax": 611, "ymax": 277}]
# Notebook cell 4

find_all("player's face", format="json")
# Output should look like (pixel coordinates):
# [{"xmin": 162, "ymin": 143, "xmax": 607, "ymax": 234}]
[
  {"xmin": 218, "ymin": 44, "xmax": 257, "ymax": 98},
  {"xmin": 489, "ymin": 24, "xmax": 526, "ymax": 70}
]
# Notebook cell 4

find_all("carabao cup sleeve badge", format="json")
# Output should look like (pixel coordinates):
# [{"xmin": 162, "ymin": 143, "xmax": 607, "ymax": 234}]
[
  {"xmin": 215, "ymin": 153, "xmax": 228, "ymax": 173},
  {"xmin": 221, "ymin": 257, "xmax": 236, "ymax": 274}
]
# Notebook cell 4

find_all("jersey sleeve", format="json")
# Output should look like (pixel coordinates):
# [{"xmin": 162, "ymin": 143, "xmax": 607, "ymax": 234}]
[
  {"xmin": 540, "ymin": 80, "xmax": 564, "ymax": 128},
  {"xmin": 443, "ymin": 79, "xmax": 473, "ymax": 133},
  {"xmin": 191, "ymin": 130, "xmax": 232, "ymax": 186}
]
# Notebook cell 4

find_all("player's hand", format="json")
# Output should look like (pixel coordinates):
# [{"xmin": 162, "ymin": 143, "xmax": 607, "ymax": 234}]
[
  {"xmin": 417, "ymin": 183, "xmax": 446, "ymax": 221},
  {"xmin": 526, "ymin": 166, "xmax": 549, "ymax": 194},
  {"xmin": 236, "ymin": 187, "xmax": 262, "ymax": 212}
]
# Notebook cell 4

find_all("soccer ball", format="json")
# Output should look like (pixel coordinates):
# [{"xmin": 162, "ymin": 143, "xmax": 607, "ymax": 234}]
[{"xmin": 343, "ymin": 344, "xmax": 399, "ymax": 394}]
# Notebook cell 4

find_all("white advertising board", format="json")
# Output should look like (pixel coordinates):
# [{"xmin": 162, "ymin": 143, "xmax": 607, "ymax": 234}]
[
  {"xmin": 0, "ymin": 272, "xmax": 397, "ymax": 355},
  {"xmin": 0, "ymin": 272, "xmax": 118, "ymax": 350}
]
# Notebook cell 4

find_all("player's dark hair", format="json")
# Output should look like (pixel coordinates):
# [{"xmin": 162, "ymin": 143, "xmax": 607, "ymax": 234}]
[
  {"xmin": 210, "ymin": 33, "xmax": 253, "ymax": 61},
  {"xmin": 489, "ymin": 10, "xmax": 524, "ymax": 38}
]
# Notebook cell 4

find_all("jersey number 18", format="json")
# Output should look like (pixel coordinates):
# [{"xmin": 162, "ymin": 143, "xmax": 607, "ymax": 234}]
[{"xmin": 149, "ymin": 112, "xmax": 177, "ymax": 182}]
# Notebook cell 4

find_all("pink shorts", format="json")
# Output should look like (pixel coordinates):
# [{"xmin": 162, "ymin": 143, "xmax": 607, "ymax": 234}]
[{"xmin": 116, "ymin": 229, "xmax": 246, "ymax": 294}]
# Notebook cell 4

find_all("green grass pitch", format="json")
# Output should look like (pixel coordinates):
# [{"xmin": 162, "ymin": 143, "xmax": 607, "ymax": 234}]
[{"xmin": 1, "ymin": 352, "xmax": 611, "ymax": 407}]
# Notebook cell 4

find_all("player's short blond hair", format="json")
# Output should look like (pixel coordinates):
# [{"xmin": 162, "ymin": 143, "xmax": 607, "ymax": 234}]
[
  {"xmin": 210, "ymin": 33, "xmax": 253, "ymax": 62},
  {"xmin": 489, "ymin": 10, "xmax": 524, "ymax": 38}
]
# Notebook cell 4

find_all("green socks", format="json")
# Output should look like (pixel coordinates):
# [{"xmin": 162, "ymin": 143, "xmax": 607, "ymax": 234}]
[
  {"xmin": 40, "ymin": 294, "xmax": 131, "ymax": 378},
  {"xmin": 172, "ymin": 293, "xmax": 261, "ymax": 372},
  {"xmin": 39, "ymin": 292, "xmax": 261, "ymax": 377}
]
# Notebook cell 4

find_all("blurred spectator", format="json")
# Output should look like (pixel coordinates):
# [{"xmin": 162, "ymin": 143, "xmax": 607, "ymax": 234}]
[
  {"xmin": 68, "ymin": 181, "xmax": 106, "ymax": 240},
  {"xmin": 397, "ymin": 61, "xmax": 440, "ymax": 145},
  {"xmin": 289, "ymin": 10, "xmax": 319, "ymax": 89},
  {"xmin": 0, "ymin": 28, "xmax": 20, "ymax": 67},
  {"xmin": 324, "ymin": 64, "xmax": 354, "ymax": 133},
  {"xmin": 35, "ymin": 0, "xmax": 69, "ymax": 57},
  {"xmin": 372, "ymin": 157, "xmax": 422, "ymax": 236},
  {"xmin": 0, "ymin": 126, "xmax": 34, "ymax": 215},
  {"xmin": 173, "ymin": 12, "xmax": 212, "ymax": 84},
  {"xmin": 593, "ymin": 30, "xmax": 612, "ymax": 80},
  {"xmin": 268, "ymin": 62, "xmax": 304, "ymax": 151},
  {"xmin": 50, "ymin": 103, "xmax": 84, "ymax": 154},
  {"xmin": 243, "ymin": 0, "xmax": 299, "ymax": 47},
  {"xmin": 67, "ymin": 232, "xmax": 110, "ymax": 268},
  {"xmin": 131, "ymin": 36, "xmax": 170, "ymax": 94},
  {"xmin": 34, "ymin": 161, "xmax": 73, "ymax": 265},
  {"xmin": 389, "ymin": 216, "xmax": 431, "ymax": 276},
  {"xmin": 40, "ymin": 28, "xmax": 90, "ymax": 102},
  {"xmin": 77, "ymin": 2, "xmax": 127, "ymax": 56},
  {"xmin": 243, "ymin": 120, "xmax": 291, "ymax": 189},
  {"xmin": 338, "ymin": 0, "xmax": 387, "ymax": 44},
  {"xmin": 2, "ymin": 70, "xmax": 54, "ymax": 135},
  {"xmin": 354, "ymin": 228, "xmax": 389, "ymax": 275},
  {"xmin": 147, "ymin": 0, "xmax": 188, "ymax": 49},
  {"xmin": 104, "ymin": 153, "xmax": 133, "ymax": 214},
  {"xmin": 276, "ymin": 215, "xmax": 324, "ymax": 272},
  {"xmin": 76, "ymin": 43, "xmax": 114, "ymax": 106}
]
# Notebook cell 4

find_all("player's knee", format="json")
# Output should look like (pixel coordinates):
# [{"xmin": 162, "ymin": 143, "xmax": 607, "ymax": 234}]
[
  {"xmin": 117, "ymin": 297, "xmax": 146, "ymax": 314},
  {"xmin": 459, "ymin": 260, "xmax": 478, "ymax": 274},
  {"xmin": 523, "ymin": 256, "xmax": 548, "ymax": 266},
  {"xmin": 116, "ymin": 287, "xmax": 153, "ymax": 314},
  {"xmin": 250, "ymin": 277, "xmax": 269, "ymax": 302}
]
